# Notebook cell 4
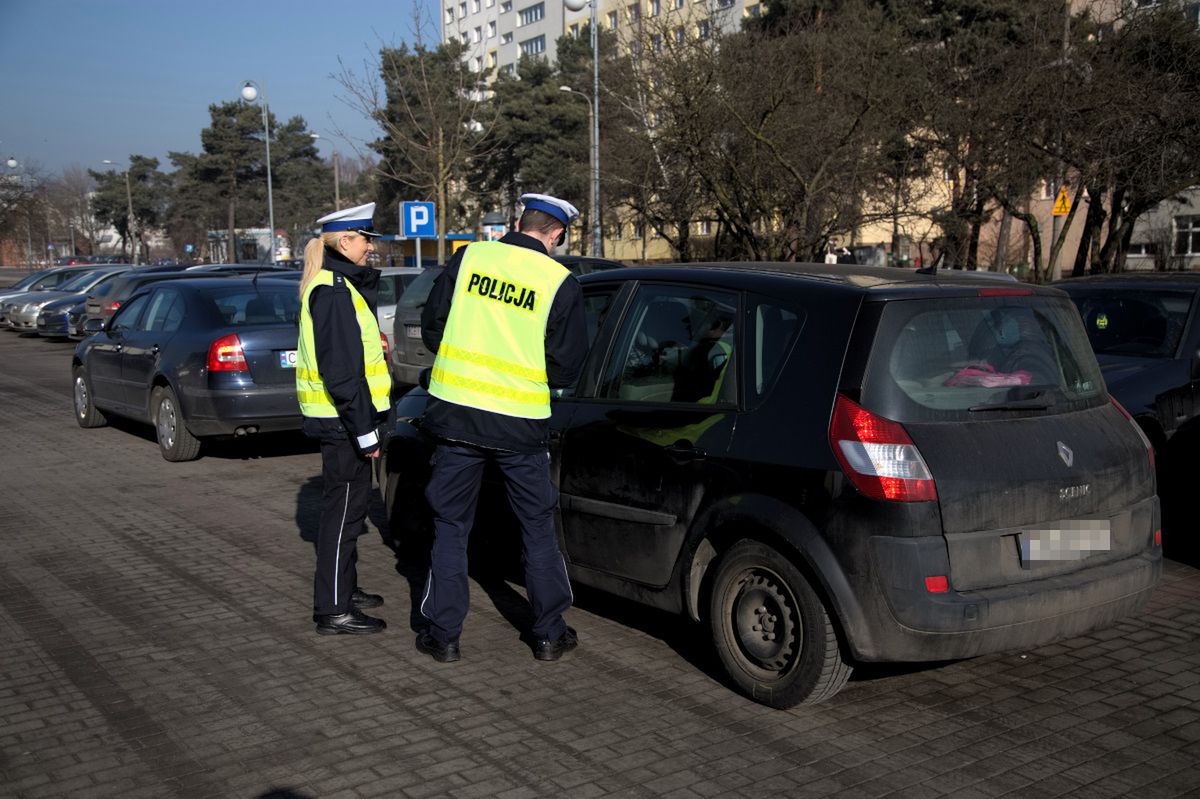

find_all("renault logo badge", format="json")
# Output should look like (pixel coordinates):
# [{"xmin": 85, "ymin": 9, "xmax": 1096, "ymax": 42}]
[{"xmin": 1057, "ymin": 441, "xmax": 1074, "ymax": 467}]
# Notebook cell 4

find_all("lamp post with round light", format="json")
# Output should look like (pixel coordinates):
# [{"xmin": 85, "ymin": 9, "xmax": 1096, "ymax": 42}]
[
  {"xmin": 101, "ymin": 159, "xmax": 139, "ymax": 265},
  {"xmin": 309, "ymin": 133, "xmax": 341, "ymax": 210},
  {"xmin": 563, "ymin": 0, "xmax": 601, "ymax": 257},
  {"xmin": 5, "ymin": 156, "xmax": 35, "ymax": 268},
  {"xmin": 240, "ymin": 80, "xmax": 276, "ymax": 264}
]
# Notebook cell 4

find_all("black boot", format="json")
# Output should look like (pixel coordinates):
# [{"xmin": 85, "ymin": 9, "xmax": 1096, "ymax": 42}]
[{"xmin": 351, "ymin": 587, "xmax": 384, "ymax": 609}]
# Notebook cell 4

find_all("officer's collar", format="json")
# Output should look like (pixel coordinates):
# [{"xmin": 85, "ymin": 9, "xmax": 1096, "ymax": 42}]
[
  {"xmin": 323, "ymin": 247, "xmax": 379, "ymax": 289},
  {"xmin": 498, "ymin": 230, "xmax": 548, "ymax": 256}
]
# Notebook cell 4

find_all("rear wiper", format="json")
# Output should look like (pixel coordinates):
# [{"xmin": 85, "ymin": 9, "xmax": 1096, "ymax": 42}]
[{"xmin": 968, "ymin": 395, "xmax": 1055, "ymax": 412}]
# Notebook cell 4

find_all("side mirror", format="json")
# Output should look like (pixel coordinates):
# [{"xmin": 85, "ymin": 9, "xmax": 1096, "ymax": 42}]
[{"xmin": 83, "ymin": 317, "xmax": 104, "ymax": 334}]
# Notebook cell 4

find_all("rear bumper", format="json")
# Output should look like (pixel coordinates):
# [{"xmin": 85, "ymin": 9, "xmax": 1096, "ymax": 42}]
[
  {"xmin": 852, "ymin": 496, "xmax": 1161, "ymax": 661},
  {"xmin": 181, "ymin": 383, "xmax": 302, "ymax": 437}
]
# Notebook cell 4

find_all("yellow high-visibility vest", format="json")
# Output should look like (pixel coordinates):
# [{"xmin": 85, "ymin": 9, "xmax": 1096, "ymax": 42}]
[
  {"xmin": 296, "ymin": 270, "xmax": 390, "ymax": 418},
  {"xmin": 428, "ymin": 241, "xmax": 569, "ymax": 419}
]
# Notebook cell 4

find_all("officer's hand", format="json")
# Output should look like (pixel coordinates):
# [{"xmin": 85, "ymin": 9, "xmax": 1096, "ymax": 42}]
[{"xmin": 366, "ymin": 449, "xmax": 380, "ymax": 459}]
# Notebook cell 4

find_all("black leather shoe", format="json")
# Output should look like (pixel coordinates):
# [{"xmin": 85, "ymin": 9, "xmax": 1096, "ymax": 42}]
[
  {"xmin": 415, "ymin": 631, "xmax": 461, "ymax": 663},
  {"xmin": 314, "ymin": 609, "xmax": 386, "ymax": 635},
  {"xmin": 351, "ymin": 588, "xmax": 384, "ymax": 609},
  {"xmin": 533, "ymin": 626, "xmax": 578, "ymax": 661}
]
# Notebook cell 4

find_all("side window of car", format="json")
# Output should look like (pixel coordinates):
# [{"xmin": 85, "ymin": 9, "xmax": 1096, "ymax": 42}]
[
  {"xmin": 750, "ymin": 299, "xmax": 805, "ymax": 400},
  {"xmin": 554, "ymin": 288, "xmax": 616, "ymax": 400},
  {"xmin": 139, "ymin": 290, "xmax": 180, "ymax": 333},
  {"xmin": 601, "ymin": 285, "xmax": 738, "ymax": 405},
  {"xmin": 377, "ymin": 276, "xmax": 398, "ymax": 306},
  {"xmin": 110, "ymin": 294, "xmax": 150, "ymax": 333}
]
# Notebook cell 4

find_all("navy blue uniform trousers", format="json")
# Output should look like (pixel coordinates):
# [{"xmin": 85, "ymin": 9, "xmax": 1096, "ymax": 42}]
[
  {"xmin": 421, "ymin": 442, "xmax": 572, "ymax": 644},
  {"xmin": 313, "ymin": 435, "xmax": 372, "ymax": 616}
]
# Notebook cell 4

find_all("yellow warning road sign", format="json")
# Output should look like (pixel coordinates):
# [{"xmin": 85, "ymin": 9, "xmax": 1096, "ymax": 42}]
[{"xmin": 1052, "ymin": 185, "xmax": 1071, "ymax": 217}]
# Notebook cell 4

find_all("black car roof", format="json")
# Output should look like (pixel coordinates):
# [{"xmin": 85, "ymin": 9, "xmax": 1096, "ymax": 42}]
[
  {"xmin": 1053, "ymin": 272, "xmax": 1200, "ymax": 290},
  {"xmin": 579, "ymin": 262, "xmax": 1052, "ymax": 297}
]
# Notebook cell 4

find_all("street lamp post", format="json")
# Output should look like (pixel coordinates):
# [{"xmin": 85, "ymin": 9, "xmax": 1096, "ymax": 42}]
[
  {"xmin": 563, "ymin": 0, "xmax": 601, "ymax": 258},
  {"xmin": 101, "ymin": 160, "xmax": 139, "ymax": 265},
  {"xmin": 309, "ymin": 133, "xmax": 341, "ymax": 210},
  {"xmin": 6, "ymin": 156, "xmax": 35, "ymax": 269},
  {"xmin": 241, "ymin": 80, "xmax": 277, "ymax": 264},
  {"xmin": 559, "ymin": 86, "xmax": 599, "ymax": 257}
]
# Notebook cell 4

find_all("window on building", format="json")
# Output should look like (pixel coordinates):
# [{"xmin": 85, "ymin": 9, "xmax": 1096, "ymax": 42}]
[
  {"xmin": 652, "ymin": 32, "xmax": 662, "ymax": 52},
  {"xmin": 608, "ymin": 10, "xmax": 619, "ymax": 28},
  {"xmin": 446, "ymin": 6, "xmax": 455, "ymax": 23},
  {"xmin": 459, "ymin": 2, "xmax": 467, "ymax": 16},
  {"xmin": 698, "ymin": 219, "xmax": 712, "ymax": 235},
  {"xmin": 473, "ymin": 0, "xmax": 481, "ymax": 10},
  {"xmin": 628, "ymin": 3, "xmax": 640, "ymax": 21},
  {"xmin": 744, "ymin": 2, "xmax": 760, "ymax": 16},
  {"xmin": 633, "ymin": 220, "xmax": 645, "ymax": 238},
  {"xmin": 611, "ymin": 223, "xmax": 623, "ymax": 240},
  {"xmin": 461, "ymin": 32, "xmax": 470, "ymax": 44},
  {"xmin": 1126, "ymin": 242, "xmax": 1157, "ymax": 257},
  {"xmin": 717, "ymin": 0, "xmax": 733, "ymax": 7},
  {"xmin": 1176, "ymin": 216, "xmax": 1200, "ymax": 255},
  {"xmin": 650, "ymin": 0, "xmax": 660, "ymax": 14},
  {"xmin": 501, "ymin": 31, "xmax": 513, "ymax": 43},
  {"xmin": 502, "ymin": 63, "xmax": 516, "ymax": 74},
  {"xmin": 501, "ymin": 0, "xmax": 512, "ymax": 10},
  {"xmin": 674, "ymin": 25, "xmax": 685, "ymax": 43},
  {"xmin": 520, "ymin": 34, "xmax": 546, "ymax": 55},
  {"xmin": 569, "ymin": 23, "xmax": 579, "ymax": 37},
  {"xmin": 473, "ymin": 56, "xmax": 483, "ymax": 71},
  {"xmin": 473, "ymin": 26, "xmax": 482, "ymax": 42},
  {"xmin": 488, "ymin": 20, "xmax": 496, "ymax": 37},
  {"xmin": 674, "ymin": 0, "xmax": 684, "ymax": 7},
  {"xmin": 698, "ymin": 19, "xmax": 710, "ymax": 38},
  {"xmin": 518, "ymin": 2, "xmax": 545, "ymax": 25}
]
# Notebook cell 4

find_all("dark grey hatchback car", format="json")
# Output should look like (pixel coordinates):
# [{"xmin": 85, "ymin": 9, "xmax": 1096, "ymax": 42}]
[{"xmin": 379, "ymin": 263, "xmax": 1161, "ymax": 708}]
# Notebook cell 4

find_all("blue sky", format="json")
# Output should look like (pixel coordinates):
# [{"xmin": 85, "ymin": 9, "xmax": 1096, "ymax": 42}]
[{"xmin": 1, "ymin": 0, "xmax": 438, "ymax": 176}]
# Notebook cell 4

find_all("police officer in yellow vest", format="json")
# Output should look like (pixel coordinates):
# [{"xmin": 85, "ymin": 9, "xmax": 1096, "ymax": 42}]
[
  {"xmin": 296, "ymin": 202, "xmax": 391, "ymax": 635},
  {"xmin": 416, "ymin": 193, "xmax": 588, "ymax": 663}
]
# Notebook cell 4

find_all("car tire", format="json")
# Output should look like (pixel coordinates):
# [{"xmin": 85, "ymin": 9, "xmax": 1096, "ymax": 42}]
[
  {"xmin": 709, "ymin": 539, "xmax": 852, "ymax": 708},
  {"xmin": 152, "ymin": 385, "xmax": 201, "ymax": 462},
  {"xmin": 73, "ymin": 366, "xmax": 107, "ymax": 428}
]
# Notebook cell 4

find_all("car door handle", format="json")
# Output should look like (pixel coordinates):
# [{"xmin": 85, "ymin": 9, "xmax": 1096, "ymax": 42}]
[
  {"xmin": 664, "ymin": 442, "xmax": 706, "ymax": 463},
  {"xmin": 150, "ymin": 345, "xmax": 160, "ymax": 355}
]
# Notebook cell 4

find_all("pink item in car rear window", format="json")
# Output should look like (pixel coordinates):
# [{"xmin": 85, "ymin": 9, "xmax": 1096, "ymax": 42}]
[{"xmin": 944, "ymin": 364, "xmax": 1032, "ymax": 388}]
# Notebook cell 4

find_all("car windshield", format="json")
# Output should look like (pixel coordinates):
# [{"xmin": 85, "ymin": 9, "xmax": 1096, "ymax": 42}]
[
  {"xmin": 57, "ymin": 270, "xmax": 102, "ymax": 292},
  {"xmin": 863, "ymin": 295, "xmax": 1105, "ymax": 422},
  {"xmin": 1063, "ymin": 288, "xmax": 1194, "ymax": 358},
  {"xmin": 8, "ymin": 272, "xmax": 46, "ymax": 291},
  {"xmin": 203, "ymin": 286, "xmax": 301, "ymax": 326},
  {"xmin": 398, "ymin": 267, "xmax": 442, "ymax": 310}
]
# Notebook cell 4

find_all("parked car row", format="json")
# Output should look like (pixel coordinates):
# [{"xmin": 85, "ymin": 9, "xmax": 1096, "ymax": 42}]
[{"xmin": 3, "ymin": 259, "xmax": 1188, "ymax": 711}]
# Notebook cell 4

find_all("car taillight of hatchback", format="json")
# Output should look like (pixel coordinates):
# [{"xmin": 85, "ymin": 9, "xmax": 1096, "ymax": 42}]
[
  {"xmin": 208, "ymin": 334, "xmax": 247, "ymax": 372},
  {"xmin": 829, "ymin": 393, "xmax": 937, "ymax": 502}
]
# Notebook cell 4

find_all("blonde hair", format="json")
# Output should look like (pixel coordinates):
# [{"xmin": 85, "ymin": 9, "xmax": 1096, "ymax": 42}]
[{"xmin": 299, "ymin": 232, "xmax": 348, "ymax": 295}]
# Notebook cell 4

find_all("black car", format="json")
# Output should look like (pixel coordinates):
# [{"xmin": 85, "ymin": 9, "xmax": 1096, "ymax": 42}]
[
  {"xmin": 1053, "ymin": 273, "xmax": 1200, "ymax": 456},
  {"xmin": 388, "ymin": 254, "xmax": 626, "ymax": 387},
  {"xmin": 379, "ymin": 262, "xmax": 1160, "ymax": 708},
  {"xmin": 72, "ymin": 277, "xmax": 304, "ymax": 461}
]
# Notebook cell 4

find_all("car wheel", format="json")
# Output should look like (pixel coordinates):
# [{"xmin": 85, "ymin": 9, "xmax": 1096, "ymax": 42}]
[
  {"xmin": 152, "ymin": 385, "xmax": 201, "ymax": 462},
  {"xmin": 73, "ymin": 366, "xmax": 107, "ymax": 428},
  {"xmin": 709, "ymin": 539, "xmax": 852, "ymax": 708}
]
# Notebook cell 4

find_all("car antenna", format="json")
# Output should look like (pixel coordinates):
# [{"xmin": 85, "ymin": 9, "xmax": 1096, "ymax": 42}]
[{"xmin": 916, "ymin": 251, "xmax": 943, "ymax": 276}]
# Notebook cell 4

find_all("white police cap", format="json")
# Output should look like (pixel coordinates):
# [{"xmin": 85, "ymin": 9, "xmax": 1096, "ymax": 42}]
[
  {"xmin": 316, "ymin": 202, "xmax": 381, "ymax": 237},
  {"xmin": 520, "ymin": 193, "xmax": 579, "ymax": 226}
]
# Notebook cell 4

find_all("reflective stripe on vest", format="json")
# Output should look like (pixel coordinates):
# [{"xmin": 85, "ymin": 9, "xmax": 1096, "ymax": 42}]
[
  {"xmin": 428, "ymin": 241, "xmax": 569, "ymax": 419},
  {"xmin": 296, "ymin": 270, "xmax": 391, "ymax": 418}
]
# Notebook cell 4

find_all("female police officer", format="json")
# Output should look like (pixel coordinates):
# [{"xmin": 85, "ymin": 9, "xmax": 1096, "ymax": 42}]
[{"xmin": 296, "ymin": 202, "xmax": 391, "ymax": 635}]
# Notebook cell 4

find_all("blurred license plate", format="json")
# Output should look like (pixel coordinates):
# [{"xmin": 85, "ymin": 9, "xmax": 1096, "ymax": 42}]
[
  {"xmin": 279, "ymin": 350, "xmax": 297, "ymax": 368},
  {"xmin": 405, "ymin": 325, "xmax": 422, "ymax": 339},
  {"xmin": 1020, "ymin": 521, "xmax": 1111, "ymax": 565}
]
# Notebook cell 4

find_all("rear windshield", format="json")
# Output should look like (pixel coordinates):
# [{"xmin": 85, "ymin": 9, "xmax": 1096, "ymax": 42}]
[
  {"xmin": 1063, "ymin": 288, "xmax": 1194, "ymax": 358},
  {"xmin": 203, "ymin": 286, "xmax": 301, "ymax": 326},
  {"xmin": 57, "ymin": 270, "xmax": 102, "ymax": 292},
  {"xmin": 861, "ymin": 295, "xmax": 1105, "ymax": 422},
  {"xmin": 398, "ymin": 267, "xmax": 442, "ymax": 310}
]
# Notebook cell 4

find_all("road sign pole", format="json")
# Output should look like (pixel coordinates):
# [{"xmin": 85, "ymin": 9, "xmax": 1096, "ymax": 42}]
[{"xmin": 415, "ymin": 238, "xmax": 422, "ymax": 269}]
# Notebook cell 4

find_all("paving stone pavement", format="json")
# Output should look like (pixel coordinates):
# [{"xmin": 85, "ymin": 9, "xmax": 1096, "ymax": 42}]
[{"xmin": 1, "ymin": 330, "xmax": 1199, "ymax": 799}]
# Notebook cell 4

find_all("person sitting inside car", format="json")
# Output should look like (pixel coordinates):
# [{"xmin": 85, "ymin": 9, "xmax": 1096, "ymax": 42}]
[{"xmin": 672, "ymin": 311, "xmax": 733, "ymax": 404}]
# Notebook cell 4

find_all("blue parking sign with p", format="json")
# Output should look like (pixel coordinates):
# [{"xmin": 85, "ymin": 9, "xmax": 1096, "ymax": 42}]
[{"xmin": 402, "ymin": 201, "xmax": 436, "ymax": 238}]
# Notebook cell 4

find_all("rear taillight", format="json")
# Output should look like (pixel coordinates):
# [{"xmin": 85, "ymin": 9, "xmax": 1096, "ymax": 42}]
[
  {"xmin": 380, "ymin": 332, "xmax": 390, "ymax": 359},
  {"xmin": 104, "ymin": 301, "xmax": 121, "ymax": 313},
  {"xmin": 1110, "ymin": 396, "xmax": 1155, "ymax": 470},
  {"xmin": 830, "ymin": 393, "xmax": 937, "ymax": 502},
  {"xmin": 207, "ymin": 333, "xmax": 247, "ymax": 372}
]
